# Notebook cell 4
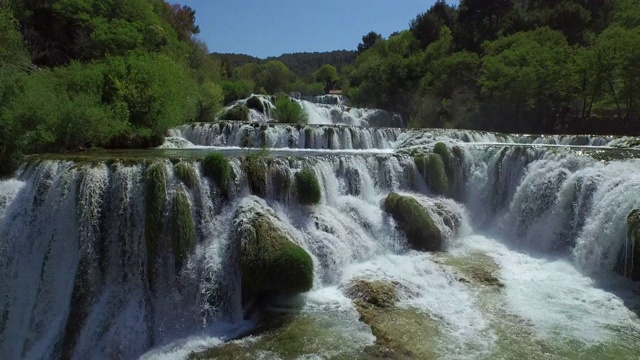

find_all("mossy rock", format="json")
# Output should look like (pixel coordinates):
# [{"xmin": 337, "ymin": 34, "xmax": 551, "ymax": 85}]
[
  {"xmin": 202, "ymin": 152, "xmax": 235, "ymax": 199},
  {"xmin": 174, "ymin": 161, "xmax": 199, "ymax": 190},
  {"xmin": 245, "ymin": 96, "xmax": 265, "ymax": 113},
  {"xmin": 243, "ymin": 156, "xmax": 268, "ymax": 198},
  {"xmin": 435, "ymin": 252, "xmax": 504, "ymax": 288},
  {"xmin": 172, "ymin": 186, "xmax": 196, "ymax": 271},
  {"xmin": 236, "ymin": 204, "xmax": 314, "ymax": 295},
  {"xmin": 382, "ymin": 193, "xmax": 443, "ymax": 251},
  {"xmin": 345, "ymin": 279, "xmax": 399, "ymax": 311},
  {"xmin": 145, "ymin": 162, "xmax": 168, "ymax": 289},
  {"xmin": 295, "ymin": 168, "xmax": 321, "ymax": 205},
  {"xmin": 343, "ymin": 278, "xmax": 439, "ymax": 359},
  {"xmin": 271, "ymin": 165, "xmax": 292, "ymax": 201},
  {"xmin": 221, "ymin": 105, "xmax": 250, "ymax": 121},
  {"xmin": 414, "ymin": 153, "xmax": 448, "ymax": 195},
  {"xmin": 627, "ymin": 209, "xmax": 640, "ymax": 280}
]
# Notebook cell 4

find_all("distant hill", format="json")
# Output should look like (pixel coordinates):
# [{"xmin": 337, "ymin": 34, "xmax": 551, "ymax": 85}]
[{"xmin": 212, "ymin": 50, "xmax": 357, "ymax": 78}]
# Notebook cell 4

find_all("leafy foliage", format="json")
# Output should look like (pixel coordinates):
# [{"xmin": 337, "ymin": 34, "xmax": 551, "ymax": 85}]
[{"xmin": 274, "ymin": 96, "xmax": 308, "ymax": 124}]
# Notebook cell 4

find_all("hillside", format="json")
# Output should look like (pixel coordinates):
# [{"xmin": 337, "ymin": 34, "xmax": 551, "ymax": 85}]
[{"xmin": 212, "ymin": 50, "xmax": 357, "ymax": 78}]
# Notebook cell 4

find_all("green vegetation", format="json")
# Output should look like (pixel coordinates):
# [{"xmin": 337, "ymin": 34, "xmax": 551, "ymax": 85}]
[
  {"xmin": 243, "ymin": 150, "xmax": 269, "ymax": 198},
  {"xmin": 382, "ymin": 192, "xmax": 443, "ymax": 251},
  {"xmin": 414, "ymin": 153, "xmax": 449, "ymax": 195},
  {"xmin": 174, "ymin": 161, "xmax": 199, "ymax": 190},
  {"xmin": 172, "ymin": 186, "xmax": 196, "ymax": 271},
  {"xmin": 345, "ymin": 0, "xmax": 640, "ymax": 135},
  {"xmin": 145, "ymin": 162, "xmax": 168, "ymax": 289},
  {"xmin": 202, "ymin": 152, "xmax": 234, "ymax": 199},
  {"xmin": 295, "ymin": 168, "xmax": 321, "ymax": 205},
  {"xmin": 0, "ymin": 0, "xmax": 224, "ymax": 176},
  {"xmin": 274, "ymin": 96, "xmax": 308, "ymax": 124},
  {"xmin": 237, "ymin": 209, "xmax": 314, "ymax": 295},
  {"xmin": 627, "ymin": 209, "xmax": 640, "ymax": 280},
  {"xmin": 220, "ymin": 105, "xmax": 249, "ymax": 121},
  {"xmin": 345, "ymin": 279, "xmax": 399, "ymax": 311}
]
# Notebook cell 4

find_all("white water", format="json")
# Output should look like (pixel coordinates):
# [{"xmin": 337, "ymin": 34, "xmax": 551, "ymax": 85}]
[{"xmin": 3, "ymin": 117, "xmax": 640, "ymax": 359}]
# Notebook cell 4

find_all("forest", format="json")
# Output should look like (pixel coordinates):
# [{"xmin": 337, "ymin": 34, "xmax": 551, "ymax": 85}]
[
  {"xmin": 346, "ymin": 0, "xmax": 640, "ymax": 135},
  {"xmin": 1, "ymin": 0, "xmax": 640, "ymax": 176}
]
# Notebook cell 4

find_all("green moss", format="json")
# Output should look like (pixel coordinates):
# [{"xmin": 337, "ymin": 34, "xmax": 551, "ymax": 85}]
[
  {"xmin": 172, "ymin": 186, "xmax": 196, "ymax": 271},
  {"xmin": 382, "ymin": 193, "xmax": 443, "ymax": 251},
  {"xmin": 174, "ymin": 161, "xmax": 199, "ymax": 190},
  {"xmin": 221, "ymin": 105, "xmax": 250, "ymax": 121},
  {"xmin": 295, "ymin": 168, "xmax": 321, "ymax": 205},
  {"xmin": 345, "ymin": 279, "xmax": 399, "ymax": 311},
  {"xmin": 202, "ymin": 152, "xmax": 234, "ymax": 199},
  {"xmin": 414, "ymin": 153, "xmax": 448, "ymax": 195},
  {"xmin": 272, "ymin": 165, "xmax": 292, "ymax": 200},
  {"xmin": 434, "ymin": 252, "xmax": 504, "ymax": 288},
  {"xmin": 238, "ymin": 214, "xmax": 314, "ymax": 295},
  {"xmin": 433, "ymin": 142, "xmax": 453, "ymax": 177},
  {"xmin": 245, "ymin": 96, "xmax": 265, "ymax": 113},
  {"xmin": 627, "ymin": 209, "xmax": 640, "ymax": 280},
  {"xmin": 304, "ymin": 127, "xmax": 313, "ymax": 149},
  {"xmin": 243, "ymin": 155, "xmax": 268, "ymax": 198},
  {"xmin": 240, "ymin": 127, "xmax": 254, "ymax": 148},
  {"xmin": 145, "ymin": 162, "xmax": 168, "ymax": 289}
]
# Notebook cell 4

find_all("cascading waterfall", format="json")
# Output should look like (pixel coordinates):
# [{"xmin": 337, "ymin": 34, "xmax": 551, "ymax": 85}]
[{"xmin": 3, "ymin": 110, "xmax": 640, "ymax": 359}]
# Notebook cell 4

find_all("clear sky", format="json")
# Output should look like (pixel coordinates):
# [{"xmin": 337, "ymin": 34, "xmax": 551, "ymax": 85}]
[{"xmin": 179, "ymin": 0, "xmax": 455, "ymax": 58}]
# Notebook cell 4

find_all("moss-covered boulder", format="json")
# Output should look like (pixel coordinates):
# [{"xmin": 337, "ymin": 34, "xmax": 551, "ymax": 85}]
[
  {"xmin": 346, "ymin": 279, "xmax": 399, "ymax": 311},
  {"xmin": 243, "ymin": 155, "xmax": 268, "ymax": 198},
  {"xmin": 145, "ymin": 162, "xmax": 168, "ymax": 289},
  {"xmin": 202, "ymin": 152, "xmax": 234, "ymax": 199},
  {"xmin": 434, "ymin": 252, "xmax": 504, "ymax": 288},
  {"xmin": 172, "ymin": 186, "xmax": 196, "ymax": 271},
  {"xmin": 382, "ymin": 193, "xmax": 443, "ymax": 251},
  {"xmin": 235, "ymin": 200, "xmax": 314, "ymax": 295},
  {"xmin": 245, "ymin": 96, "xmax": 265, "ymax": 113},
  {"xmin": 414, "ymin": 153, "xmax": 448, "ymax": 195},
  {"xmin": 174, "ymin": 161, "xmax": 199, "ymax": 190},
  {"xmin": 627, "ymin": 209, "xmax": 640, "ymax": 280},
  {"xmin": 295, "ymin": 168, "xmax": 321, "ymax": 205},
  {"xmin": 344, "ymin": 278, "xmax": 439, "ymax": 359},
  {"xmin": 221, "ymin": 105, "xmax": 250, "ymax": 121}
]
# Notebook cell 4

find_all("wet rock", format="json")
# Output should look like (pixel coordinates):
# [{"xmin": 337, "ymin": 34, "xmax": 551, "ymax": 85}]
[{"xmin": 382, "ymin": 192, "xmax": 443, "ymax": 251}]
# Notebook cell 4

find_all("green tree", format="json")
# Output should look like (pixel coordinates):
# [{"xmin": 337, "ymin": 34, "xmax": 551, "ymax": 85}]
[
  {"xmin": 313, "ymin": 64, "xmax": 338, "ymax": 90},
  {"xmin": 357, "ymin": 31, "xmax": 382, "ymax": 54}
]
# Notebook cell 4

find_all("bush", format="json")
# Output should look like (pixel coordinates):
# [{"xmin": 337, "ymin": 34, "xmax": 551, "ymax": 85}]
[
  {"xmin": 202, "ymin": 152, "xmax": 234, "ymax": 199},
  {"xmin": 194, "ymin": 82, "xmax": 224, "ymax": 122},
  {"xmin": 295, "ymin": 168, "xmax": 321, "ymax": 205},
  {"xmin": 274, "ymin": 96, "xmax": 308, "ymax": 124},
  {"xmin": 222, "ymin": 79, "xmax": 254, "ymax": 104},
  {"xmin": 174, "ymin": 161, "xmax": 199, "ymax": 189}
]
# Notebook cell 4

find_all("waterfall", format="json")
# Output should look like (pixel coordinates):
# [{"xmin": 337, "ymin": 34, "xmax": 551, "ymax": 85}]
[{"xmin": 3, "ymin": 117, "xmax": 640, "ymax": 359}]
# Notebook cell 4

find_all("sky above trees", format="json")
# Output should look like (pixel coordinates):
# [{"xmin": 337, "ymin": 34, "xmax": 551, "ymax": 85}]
[{"xmin": 180, "ymin": 0, "xmax": 457, "ymax": 57}]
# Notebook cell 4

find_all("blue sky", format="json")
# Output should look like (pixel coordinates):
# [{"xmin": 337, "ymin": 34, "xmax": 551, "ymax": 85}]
[{"xmin": 179, "ymin": 0, "xmax": 454, "ymax": 58}]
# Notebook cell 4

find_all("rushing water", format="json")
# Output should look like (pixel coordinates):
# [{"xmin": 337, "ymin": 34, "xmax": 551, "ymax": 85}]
[{"xmin": 2, "ymin": 101, "xmax": 640, "ymax": 359}]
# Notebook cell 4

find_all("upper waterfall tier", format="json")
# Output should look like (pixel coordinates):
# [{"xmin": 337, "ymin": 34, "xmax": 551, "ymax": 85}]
[
  {"xmin": 226, "ymin": 95, "xmax": 404, "ymax": 127},
  {"xmin": 167, "ymin": 123, "xmax": 404, "ymax": 150}
]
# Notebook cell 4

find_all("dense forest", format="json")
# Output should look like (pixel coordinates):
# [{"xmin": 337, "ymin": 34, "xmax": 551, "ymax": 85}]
[
  {"xmin": 2, "ymin": 0, "xmax": 640, "ymax": 176},
  {"xmin": 213, "ymin": 50, "xmax": 356, "ymax": 80},
  {"xmin": 0, "ymin": 0, "xmax": 227, "ymax": 175},
  {"xmin": 345, "ymin": 0, "xmax": 640, "ymax": 135}
]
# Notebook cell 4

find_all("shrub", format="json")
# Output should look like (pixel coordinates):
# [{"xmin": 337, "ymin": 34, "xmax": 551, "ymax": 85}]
[
  {"xmin": 295, "ymin": 168, "xmax": 321, "ymax": 205},
  {"xmin": 174, "ymin": 161, "xmax": 199, "ymax": 189},
  {"xmin": 274, "ymin": 96, "xmax": 308, "ymax": 124},
  {"xmin": 222, "ymin": 79, "xmax": 254, "ymax": 104},
  {"xmin": 202, "ymin": 152, "xmax": 234, "ymax": 199}
]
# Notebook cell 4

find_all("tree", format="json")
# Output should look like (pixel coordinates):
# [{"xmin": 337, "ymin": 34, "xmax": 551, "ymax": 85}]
[
  {"xmin": 313, "ymin": 64, "xmax": 338, "ymax": 91},
  {"xmin": 410, "ymin": 0, "xmax": 457, "ymax": 49},
  {"xmin": 357, "ymin": 31, "xmax": 382, "ymax": 54},
  {"xmin": 457, "ymin": 0, "xmax": 514, "ymax": 52}
]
